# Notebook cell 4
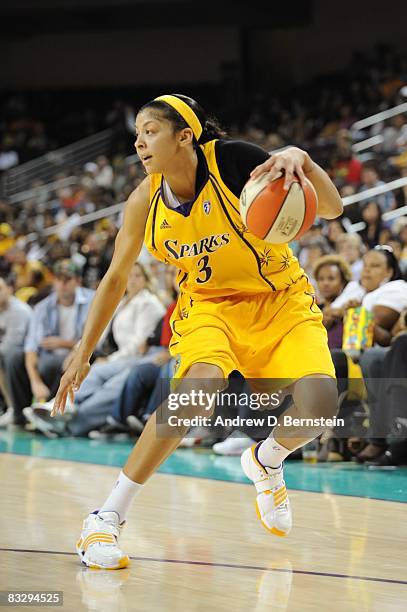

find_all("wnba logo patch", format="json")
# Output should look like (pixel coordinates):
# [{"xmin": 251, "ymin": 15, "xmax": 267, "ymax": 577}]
[{"xmin": 203, "ymin": 201, "xmax": 211, "ymax": 215}]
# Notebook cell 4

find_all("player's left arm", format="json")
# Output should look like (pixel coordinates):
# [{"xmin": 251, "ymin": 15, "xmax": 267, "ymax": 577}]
[{"xmin": 251, "ymin": 146, "xmax": 343, "ymax": 220}]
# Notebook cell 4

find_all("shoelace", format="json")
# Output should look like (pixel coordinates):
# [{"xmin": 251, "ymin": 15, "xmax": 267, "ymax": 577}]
[{"xmin": 93, "ymin": 516, "xmax": 121, "ymax": 539}]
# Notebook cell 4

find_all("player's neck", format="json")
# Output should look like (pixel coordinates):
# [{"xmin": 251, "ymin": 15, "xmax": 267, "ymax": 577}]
[{"xmin": 162, "ymin": 149, "xmax": 198, "ymax": 203}]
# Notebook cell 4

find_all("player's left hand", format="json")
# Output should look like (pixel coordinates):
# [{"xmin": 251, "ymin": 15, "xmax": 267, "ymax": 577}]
[
  {"xmin": 51, "ymin": 352, "xmax": 91, "ymax": 416},
  {"xmin": 250, "ymin": 146, "xmax": 314, "ymax": 191}
]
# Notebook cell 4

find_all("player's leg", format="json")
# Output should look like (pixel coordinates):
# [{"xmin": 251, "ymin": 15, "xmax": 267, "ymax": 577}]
[
  {"xmin": 240, "ymin": 279, "xmax": 338, "ymax": 537},
  {"xmin": 77, "ymin": 362, "xmax": 225, "ymax": 569},
  {"xmin": 242, "ymin": 374, "xmax": 337, "ymax": 536}
]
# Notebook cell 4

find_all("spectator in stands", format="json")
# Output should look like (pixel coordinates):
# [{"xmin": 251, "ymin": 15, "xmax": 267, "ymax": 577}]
[
  {"xmin": 330, "ymin": 246, "xmax": 407, "ymax": 462},
  {"xmin": 95, "ymin": 155, "xmax": 114, "ymax": 189},
  {"xmin": 43, "ymin": 239, "xmax": 71, "ymax": 269},
  {"xmin": 357, "ymin": 162, "xmax": 396, "ymax": 213},
  {"xmin": 378, "ymin": 227, "xmax": 393, "ymax": 246},
  {"xmin": 25, "ymin": 262, "xmax": 165, "ymax": 437},
  {"xmin": 15, "ymin": 269, "xmax": 53, "ymax": 306},
  {"xmin": 388, "ymin": 236, "xmax": 403, "ymax": 262},
  {"xmin": 81, "ymin": 162, "xmax": 98, "ymax": 190},
  {"xmin": 80, "ymin": 232, "xmax": 110, "ymax": 290},
  {"xmin": 340, "ymin": 184, "xmax": 361, "ymax": 223},
  {"xmin": 0, "ymin": 223, "xmax": 15, "ymax": 256},
  {"xmin": 397, "ymin": 221, "xmax": 407, "ymax": 273},
  {"xmin": 98, "ymin": 271, "xmax": 179, "ymax": 436},
  {"xmin": 300, "ymin": 236, "xmax": 331, "ymax": 285},
  {"xmin": 355, "ymin": 247, "xmax": 407, "ymax": 463},
  {"xmin": 313, "ymin": 255, "xmax": 353, "ymax": 349},
  {"xmin": 2, "ymin": 260, "xmax": 94, "ymax": 426},
  {"xmin": 379, "ymin": 114, "xmax": 407, "ymax": 154},
  {"xmin": 364, "ymin": 317, "xmax": 407, "ymax": 466},
  {"xmin": 147, "ymin": 260, "xmax": 180, "ymax": 307},
  {"xmin": 325, "ymin": 218, "xmax": 347, "ymax": 251},
  {"xmin": 0, "ymin": 274, "xmax": 32, "ymax": 422},
  {"xmin": 336, "ymin": 232, "xmax": 365, "ymax": 281},
  {"xmin": 330, "ymin": 129, "xmax": 362, "ymax": 187},
  {"xmin": 359, "ymin": 201, "xmax": 385, "ymax": 249},
  {"xmin": 6, "ymin": 247, "xmax": 52, "ymax": 293}
]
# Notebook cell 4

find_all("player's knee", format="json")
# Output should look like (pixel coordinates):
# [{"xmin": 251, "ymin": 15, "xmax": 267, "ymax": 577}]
[
  {"xmin": 294, "ymin": 376, "xmax": 338, "ymax": 420},
  {"xmin": 181, "ymin": 363, "xmax": 226, "ymax": 417},
  {"xmin": 187, "ymin": 362, "xmax": 224, "ymax": 380}
]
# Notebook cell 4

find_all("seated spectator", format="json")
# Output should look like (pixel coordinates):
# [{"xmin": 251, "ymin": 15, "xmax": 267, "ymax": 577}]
[
  {"xmin": 325, "ymin": 218, "xmax": 347, "ymax": 251},
  {"xmin": 0, "ymin": 223, "xmax": 15, "ymax": 256},
  {"xmin": 330, "ymin": 246, "xmax": 407, "ymax": 462},
  {"xmin": 357, "ymin": 162, "xmax": 396, "ymax": 213},
  {"xmin": 364, "ymin": 318, "xmax": 407, "ymax": 466},
  {"xmin": 1, "ymin": 260, "xmax": 94, "ymax": 426},
  {"xmin": 330, "ymin": 129, "xmax": 362, "ymax": 187},
  {"xmin": 378, "ymin": 227, "xmax": 392, "ymax": 246},
  {"xmin": 90, "ymin": 266, "xmax": 179, "ymax": 436},
  {"xmin": 340, "ymin": 184, "xmax": 361, "ymax": 224},
  {"xmin": 299, "ymin": 236, "xmax": 331, "ymax": 285},
  {"xmin": 359, "ymin": 201, "xmax": 385, "ymax": 249},
  {"xmin": 356, "ymin": 313, "xmax": 407, "ymax": 466},
  {"xmin": 49, "ymin": 266, "xmax": 178, "ymax": 440},
  {"xmin": 336, "ymin": 232, "xmax": 365, "ymax": 281},
  {"xmin": 80, "ymin": 232, "xmax": 110, "ymax": 290},
  {"xmin": 0, "ymin": 274, "xmax": 32, "ymax": 422},
  {"xmin": 397, "ymin": 221, "xmax": 407, "ymax": 274},
  {"xmin": 388, "ymin": 236, "xmax": 404, "ymax": 264},
  {"xmin": 25, "ymin": 262, "xmax": 166, "ymax": 437},
  {"xmin": 357, "ymin": 247, "xmax": 407, "ymax": 458},
  {"xmin": 95, "ymin": 155, "xmax": 114, "ymax": 189},
  {"xmin": 6, "ymin": 247, "xmax": 53, "ymax": 293},
  {"xmin": 313, "ymin": 255, "xmax": 353, "ymax": 349},
  {"xmin": 378, "ymin": 114, "xmax": 407, "ymax": 155},
  {"xmin": 15, "ymin": 269, "xmax": 53, "ymax": 306},
  {"xmin": 81, "ymin": 162, "xmax": 98, "ymax": 190}
]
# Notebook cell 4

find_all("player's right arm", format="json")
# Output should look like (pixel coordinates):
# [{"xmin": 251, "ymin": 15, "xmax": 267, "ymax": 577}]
[{"xmin": 51, "ymin": 177, "xmax": 151, "ymax": 415}]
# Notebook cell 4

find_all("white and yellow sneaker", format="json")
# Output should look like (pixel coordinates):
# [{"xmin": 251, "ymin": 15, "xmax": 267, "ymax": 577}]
[
  {"xmin": 76, "ymin": 511, "xmax": 130, "ymax": 570},
  {"xmin": 241, "ymin": 443, "xmax": 292, "ymax": 537}
]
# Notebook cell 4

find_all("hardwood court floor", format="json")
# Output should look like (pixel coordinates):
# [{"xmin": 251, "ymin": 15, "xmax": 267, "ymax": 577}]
[{"xmin": 1, "ymin": 453, "xmax": 406, "ymax": 611}]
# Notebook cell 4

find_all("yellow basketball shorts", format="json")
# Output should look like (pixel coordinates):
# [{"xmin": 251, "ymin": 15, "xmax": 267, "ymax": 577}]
[{"xmin": 169, "ymin": 276, "xmax": 335, "ymax": 385}]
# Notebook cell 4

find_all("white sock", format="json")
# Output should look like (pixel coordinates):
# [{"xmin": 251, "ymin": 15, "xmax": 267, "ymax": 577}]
[
  {"xmin": 99, "ymin": 471, "xmax": 143, "ymax": 522},
  {"xmin": 258, "ymin": 436, "xmax": 291, "ymax": 469}
]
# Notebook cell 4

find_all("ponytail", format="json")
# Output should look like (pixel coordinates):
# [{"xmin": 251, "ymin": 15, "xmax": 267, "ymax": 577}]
[{"xmin": 198, "ymin": 117, "xmax": 228, "ymax": 144}]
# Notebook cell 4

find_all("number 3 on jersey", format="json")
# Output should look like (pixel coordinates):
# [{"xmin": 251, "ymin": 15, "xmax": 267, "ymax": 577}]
[{"xmin": 196, "ymin": 255, "xmax": 212, "ymax": 283}]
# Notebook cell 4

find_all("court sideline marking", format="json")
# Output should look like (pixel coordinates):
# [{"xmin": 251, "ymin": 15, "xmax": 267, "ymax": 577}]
[
  {"xmin": 1, "ymin": 449, "xmax": 406, "ymax": 504},
  {"xmin": 1, "ymin": 547, "xmax": 406, "ymax": 586}
]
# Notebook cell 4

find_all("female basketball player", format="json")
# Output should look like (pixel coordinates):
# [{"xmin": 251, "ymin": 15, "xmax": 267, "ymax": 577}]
[{"xmin": 52, "ymin": 94, "xmax": 343, "ymax": 569}]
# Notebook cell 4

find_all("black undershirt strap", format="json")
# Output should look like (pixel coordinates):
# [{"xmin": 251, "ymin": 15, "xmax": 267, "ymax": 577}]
[{"xmin": 214, "ymin": 139, "xmax": 270, "ymax": 198}]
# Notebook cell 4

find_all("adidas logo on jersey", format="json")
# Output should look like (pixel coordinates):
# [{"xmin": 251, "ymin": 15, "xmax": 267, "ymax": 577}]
[{"xmin": 160, "ymin": 219, "xmax": 171, "ymax": 229}]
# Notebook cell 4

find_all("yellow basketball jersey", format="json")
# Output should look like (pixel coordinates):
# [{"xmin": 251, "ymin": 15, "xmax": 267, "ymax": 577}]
[{"xmin": 144, "ymin": 140, "xmax": 305, "ymax": 300}]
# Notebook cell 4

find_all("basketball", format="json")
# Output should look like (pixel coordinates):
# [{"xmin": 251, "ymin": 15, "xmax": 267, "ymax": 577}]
[{"xmin": 239, "ymin": 172, "xmax": 318, "ymax": 243}]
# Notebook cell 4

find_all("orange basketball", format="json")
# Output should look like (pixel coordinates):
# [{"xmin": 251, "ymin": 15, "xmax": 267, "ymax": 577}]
[{"xmin": 239, "ymin": 172, "xmax": 318, "ymax": 244}]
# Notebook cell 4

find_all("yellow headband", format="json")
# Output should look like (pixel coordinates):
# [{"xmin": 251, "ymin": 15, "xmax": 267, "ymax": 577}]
[{"xmin": 154, "ymin": 94, "xmax": 203, "ymax": 141}]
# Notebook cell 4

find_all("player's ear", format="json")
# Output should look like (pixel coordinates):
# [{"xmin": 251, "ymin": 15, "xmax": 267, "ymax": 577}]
[{"xmin": 179, "ymin": 128, "xmax": 194, "ymax": 147}]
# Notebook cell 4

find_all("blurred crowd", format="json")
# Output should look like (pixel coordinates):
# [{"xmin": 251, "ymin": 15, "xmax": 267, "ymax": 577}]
[{"xmin": 0, "ymin": 43, "xmax": 407, "ymax": 468}]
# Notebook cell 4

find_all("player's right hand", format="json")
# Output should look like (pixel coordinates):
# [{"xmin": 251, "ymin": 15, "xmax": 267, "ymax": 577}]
[{"xmin": 51, "ymin": 354, "xmax": 91, "ymax": 417}]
